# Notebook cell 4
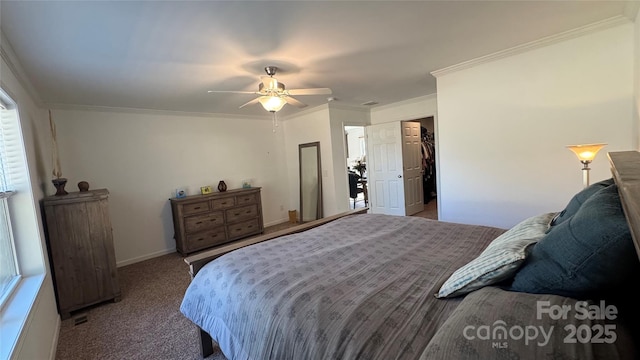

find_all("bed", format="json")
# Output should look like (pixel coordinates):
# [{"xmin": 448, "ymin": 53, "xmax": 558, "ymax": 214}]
[{"xmin": 180, "ymin": 150, "xmax": 640, "ymax": 360}]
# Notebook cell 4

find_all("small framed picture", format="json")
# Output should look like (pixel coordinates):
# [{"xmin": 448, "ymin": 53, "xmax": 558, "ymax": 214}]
[
  {"xmin": 175, "ymin": 188, "xmax": 187, "ymax": 198},
  {"xmin": 200, "ymin": 185, "xmax": 212, "ymax": 195}
]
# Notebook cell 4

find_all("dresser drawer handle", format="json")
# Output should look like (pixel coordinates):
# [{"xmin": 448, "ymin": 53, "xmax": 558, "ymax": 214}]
[
  {"xmin": 196, "ymin": 237, "xmax": 204, "ymax": 242},
  {"xmin": 196, "ymin": 221, "xmax": 203, "ymax": 225},
  {"xmin": 193, "ymin": 206, "xmax": 201, "ymax": 210},
  {"xmin": 235, "ymin": 228, "xmax": 241, "ymax": 231},
  {"xmin": 221, "ymin": 202, "xmax": 228, "ymax": 205},
  {"xmin": 245, "ymin": 210, "xmax": 251, "ymax": 214},
  {"xmin": 209, "ymin": 219, "xmax": 217, "ymax": 222}
]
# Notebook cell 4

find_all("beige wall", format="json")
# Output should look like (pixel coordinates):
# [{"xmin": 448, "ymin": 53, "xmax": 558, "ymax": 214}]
[
  {"xmin": 282, "ymin": 105, "xmax": 334, "ymax": 217},
  {"xmin": 50, "ymin": 108, "xmax": 291, "ymax": 266},
  {"xmin": 434, "ymin": 23, "xmax": 635, "ymax": 228}
]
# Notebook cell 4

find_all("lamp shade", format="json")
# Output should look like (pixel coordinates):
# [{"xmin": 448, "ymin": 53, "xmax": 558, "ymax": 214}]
[
  {"xmin": 259, "ymin": 96, "xmax": 286, "ymax": 112},
  {"xmin": 566, "ymin": 143, "xmax": 607, "ymax": 162}
]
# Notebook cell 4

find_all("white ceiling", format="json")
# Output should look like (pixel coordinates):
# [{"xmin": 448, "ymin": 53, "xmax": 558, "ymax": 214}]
[{"xmin": 0, "ymin": 1, "xmax": 636, "ymax": 117}]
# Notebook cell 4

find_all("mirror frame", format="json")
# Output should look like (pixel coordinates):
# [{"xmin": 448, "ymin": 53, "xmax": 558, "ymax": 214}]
[{"xmin": 299, "ymin": 142, "xmax": 323, "ymax": 222}]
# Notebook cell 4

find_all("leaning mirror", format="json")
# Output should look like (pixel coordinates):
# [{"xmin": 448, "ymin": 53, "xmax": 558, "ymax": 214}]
[{"xmin": 299, "ymin": 142, "xmax": 323, "ymax": 222}]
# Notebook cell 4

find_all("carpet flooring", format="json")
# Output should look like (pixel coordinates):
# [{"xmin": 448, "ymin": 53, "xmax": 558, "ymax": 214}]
[
  {"xmin": 54, "ymin": 204, "xmax": 438, "ymax": 360},
  {"xmin": 55, "ymin": 251, "xmax": 227, "ymax": 360}
]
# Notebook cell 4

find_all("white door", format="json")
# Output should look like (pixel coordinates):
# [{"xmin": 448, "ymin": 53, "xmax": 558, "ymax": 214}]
[
  {"xmin": 366, "ymin": 121, "xmax": 423, "ymax": 216},
  {"xmin": 402, "ymin": 121, "xmax": 424, "ymax": 215},
  {"xmin": 366, "ymin": 122, "xmax": 406, "ymax": 215}
]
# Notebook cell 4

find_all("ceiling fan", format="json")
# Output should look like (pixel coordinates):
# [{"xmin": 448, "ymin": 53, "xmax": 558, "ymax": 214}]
[{"xmin": 207, "ymin": 66, "xmax": 332, "ymax": 112}]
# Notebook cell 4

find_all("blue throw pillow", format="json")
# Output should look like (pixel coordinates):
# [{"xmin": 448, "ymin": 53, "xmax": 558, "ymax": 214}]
[
  {"xmin": 549, "ymin": 177, "xmax": 615, "ymax": 228},
  {"xmin": 510, "ymin": 184, "xmax": 639, "ymax": 299}
]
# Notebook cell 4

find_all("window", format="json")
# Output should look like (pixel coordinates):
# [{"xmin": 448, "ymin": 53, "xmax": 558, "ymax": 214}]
[{"xmin": 0, "ymin": 95, "xmax": 21, "ymax": 308}]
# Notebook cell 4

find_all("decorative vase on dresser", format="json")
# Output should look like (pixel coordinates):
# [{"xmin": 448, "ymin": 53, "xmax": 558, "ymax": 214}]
[
  {"xmin": 170, "ymin": 187, "xmax": 263, "ymax": 255},
  {"xmin": 43, "ymin": 188, "xmax": 120, "ymax": 319},
  {"xmin": 217, "ymin": 180, "xmax": 227, "ymax": 192}
]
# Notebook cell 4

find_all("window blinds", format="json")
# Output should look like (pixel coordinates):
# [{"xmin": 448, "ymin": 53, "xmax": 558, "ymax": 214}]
[
  {"xmin": 0, "ymin": 90, "xmax": 21, "ymax": 306},
  {"xmin": 0, "ymin": 103, "xmax": 6, "ymax": 191},
  {"xmin": 0, "ymin": 98, "xmax": 23, "ymax": 198}
]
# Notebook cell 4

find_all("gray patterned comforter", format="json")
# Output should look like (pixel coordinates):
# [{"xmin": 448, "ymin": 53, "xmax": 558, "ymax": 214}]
[{"xmin": 180, "ymin": 213, "xmax": 505, "ymax": 360}]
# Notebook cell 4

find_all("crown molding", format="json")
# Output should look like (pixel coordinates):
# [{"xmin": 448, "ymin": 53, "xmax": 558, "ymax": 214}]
[
  {"xmin": 431, "ymin": 15, "xmax": 631, "ymax": 78},
  {"xmin": 327, "ymin": 102, "xmax": 370, "ymax": 112},
  {"xmin": 279, "ymin": 103, "xmax": 330, "ymax": 121},
  {"xmin": 47, "ymin": 102, "xmax": 268, "ymax": 120},
  {"xmin": 370, "ymin": 93, "xmax": 437, "ymax": 112},
  {"xmin": 0, "ymin": 30, "xmax": 44, "ymax": 106},
  {"xmin": 49, "ymin": 101, "xmax": 348, "ymax": 122}
]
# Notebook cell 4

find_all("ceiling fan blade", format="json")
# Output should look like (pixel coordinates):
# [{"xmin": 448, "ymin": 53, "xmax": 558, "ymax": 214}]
[
  {"xmin": 287, "ymin": 88, "xmax": 332, "ymax": 96},
  {"xmin": 207, "ymin": 90, "xmax": 258, "ymax": 94},
  {"xmin": 238, "ymin": 97, "xmax": 261, "ymax": 109},
  {"xmin": 284, "ymin": 96, "xmax": 307, "ymax": 108}
]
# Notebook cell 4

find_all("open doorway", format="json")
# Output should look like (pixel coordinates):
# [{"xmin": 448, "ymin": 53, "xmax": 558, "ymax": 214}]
[
  {"xmin": 417, "ymin": 116, "xmax": 437, "ymax": 219},
  {"xmin": 345, "ymin": 126, "xmax": 367, "ymax": 209}
]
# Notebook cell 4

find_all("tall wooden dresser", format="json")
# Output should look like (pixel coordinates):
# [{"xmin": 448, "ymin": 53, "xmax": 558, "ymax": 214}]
[
  {"xmin": 43, "ymin": 189, "xmax": 120, "ymax": 319},
  {"xmin": 170, "ymin": 187, "xmax": 264, "ymax": 255}
]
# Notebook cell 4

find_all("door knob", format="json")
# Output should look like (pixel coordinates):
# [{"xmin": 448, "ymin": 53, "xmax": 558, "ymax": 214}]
[{"xmin": 398, "ymin": 175, "xmax": 402, "ymax": 178}]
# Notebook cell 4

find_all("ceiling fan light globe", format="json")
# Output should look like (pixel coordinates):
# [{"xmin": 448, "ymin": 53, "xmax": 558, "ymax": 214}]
[{"xmin": 259, "ymin": 96, "xmax": 286, "ymax": 112}]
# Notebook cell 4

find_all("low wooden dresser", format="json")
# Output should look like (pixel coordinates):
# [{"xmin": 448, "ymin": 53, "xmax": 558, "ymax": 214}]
[
  {"xmin": 43, "ymin": 189, "xmax": 120, "ymax": 319},
  {"xmin": 170, "ymin": 187, "xmax": 264, "ymax": 255}
]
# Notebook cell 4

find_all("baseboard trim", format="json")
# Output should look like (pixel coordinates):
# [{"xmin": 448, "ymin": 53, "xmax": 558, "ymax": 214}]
[
  {"xmin": 116, "ymin": 218, "xmax": 291, "ymax": 267},
  {"xmin": 49, "ymin": 316, "xmax": 61, "ymax": 360},
  {"xmin": 116, "ymin": 248, "xmax": 176, "ymax": 267},
  {"xmin": 264, "ymin": 217, "xmax": 289, "ymax": 227}
]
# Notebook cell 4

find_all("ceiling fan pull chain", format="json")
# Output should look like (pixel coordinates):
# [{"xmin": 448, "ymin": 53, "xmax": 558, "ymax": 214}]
[{"xmin": 272, "ymin": 111, "xmax": 277, "ymax": 133}]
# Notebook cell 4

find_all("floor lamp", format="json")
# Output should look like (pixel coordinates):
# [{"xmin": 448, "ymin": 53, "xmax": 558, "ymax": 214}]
[{"xmin": 566, "ymin": 143, "xmax": 607, "ymax": 188}]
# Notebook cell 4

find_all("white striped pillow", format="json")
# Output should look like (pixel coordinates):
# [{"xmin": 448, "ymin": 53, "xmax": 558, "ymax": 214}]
[{"xmin": 435, "ymin": 212, "xmax": 557, "ymax": 298}]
